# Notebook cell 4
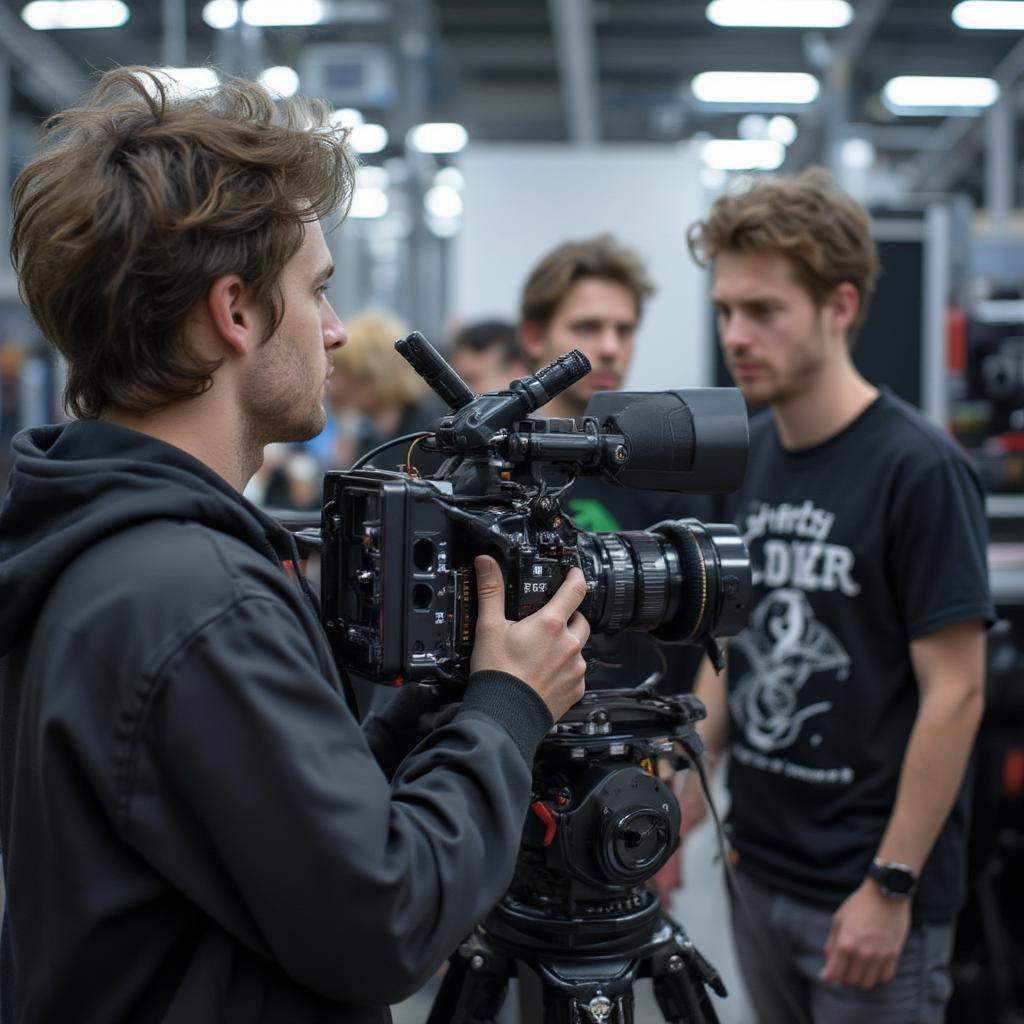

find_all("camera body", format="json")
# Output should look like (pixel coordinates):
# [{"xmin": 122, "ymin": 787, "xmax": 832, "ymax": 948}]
[{"xmin": 321, "ymin": 334, "xmax": 751, "ymax": 686}]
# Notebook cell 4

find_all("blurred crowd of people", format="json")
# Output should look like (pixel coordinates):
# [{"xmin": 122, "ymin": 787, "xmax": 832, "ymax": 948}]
[{"xmin": 243, "ymin": 313, "xmax": 527, "ymax": 512}]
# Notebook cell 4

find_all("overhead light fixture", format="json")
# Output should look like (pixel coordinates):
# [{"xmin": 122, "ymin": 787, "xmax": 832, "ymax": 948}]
[
  {"xmin": 424, "ymin": 185, "xmax": 463, "ymax": 220},
  {"xmin": 330, "ymin": 108, "xmax": 364, "ymax": 129},
  {"xmin": 349, "ymin": 124, "xmax": 388, "ymax": 154},
  {"xmin": 705, "ymin": 0, "xmax": 852, "ymax": 28},
  {"xmin": 258, "ymin": 65, "xmax": 300, "ymax": 97},
  {"xmin": 433, "ymin": 166, "xmax": 465, "ymax": 191},
  {"xmin": 881, "ymin": 75, "xmax": 1000, "ymax": 112},
  {"xmin": 691, "ymin": 72, "xmax": 820, "ymax": 105},
  {"xmin": 240, "ymin": 0, "xmax": 323, "ymax": 26},
  {"xmin": 201, "ymin": 0, "xmax": 237, "ymax": 29},
  {"xmin": 701, "ymin": 139, "xmax": 785, "ymax": 170},
  {"xmin": 767, "ymin": 114, "xmax": 798, "ymax": 145},
  {"xmin": 349, "ymin": 188, "xmax": 389, "ymax": 219},
  {"xmin": 426, "ymin": 214, "xmax": 460, "ymax": 239},
  {"xmin": 737, "ymin": 113, "xmax": 798, "ymax": 145},
  {"xmin": 737, "ymin": 113, "xmax": 768, "ymax": 140},
  {"xmin": 952, "ymin": 1, "xmax": 1024, "ymax": 29},
  {"xmin": 840, "ymin": 138, "xmax": 875, "ymax": 169},
  {"xmin": 407, "ymin": 123, "xmax": 468, "ymax": 154},
  {"xmin": 22, "ymin": 0, "xmax": 129, "ymax": 29}
]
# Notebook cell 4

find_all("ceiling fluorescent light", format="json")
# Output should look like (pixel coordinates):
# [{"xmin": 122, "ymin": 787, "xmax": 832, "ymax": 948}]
[
  {"xmin": 241, "ymin": 0, "xmax": 323, "ymax": 26},
  {"xmin": 706, "ymin": 0, "xmax": 852, "ymax": 29},
  {"xmin": 407, "ymin": 123, "xmax": 468, "ymax": 154},
  {"xmin": 258, "ymin": 66, "xmax": 300, "ymax": 97},
  {"xmin": 202, "ymin": 0, "xmax": 238, "ymax": 29},
  {"xmin": 701, "ymin": 139, "xmax": 785, "ymax": 170},
  {"xmin": 330, "ymin": 108, "xmax": 364, "ymax": 129},
  {"xmin": 424, "ymin": 185, "xmax": 463, "ymax": 220},
  {"xmin": 840, "ymin": 138, "xmax": 875, "ymax": 169},
  {"xmin": 350, "ymin": 124, "xmax": 388, "ymax": 154},
  {"xmin": 767, "ymin": 115, "xmax": 798, "ymax": 145},
  {"xmin": 22, "ymin": 0, "xmax": 129, "ymax": 29},
  {"xmin": 952, "ymin": 1, "xmax": 1024, "ymax": 29},
  {"xmin": 349, "ymin": 188, "xmax": 389, "ymax": 219},
  {"xmin": 692, "ymin": 72, "xmax": 819, "ymax": 105},
  {"xmin": 882, "ymin": 76, "xmax": 1000, "ymax": 112}
]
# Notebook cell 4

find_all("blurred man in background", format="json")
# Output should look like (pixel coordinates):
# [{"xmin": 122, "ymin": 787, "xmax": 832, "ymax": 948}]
[
  {"xmin": 450, "ymin": 318, "xmax": 526, "ymax": 395},
  {"xmin": 519, "ymin": 234, "xmax": 713, "ymax": 693}
]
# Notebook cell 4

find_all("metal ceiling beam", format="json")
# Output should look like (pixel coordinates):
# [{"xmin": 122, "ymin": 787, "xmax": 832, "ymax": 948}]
[
  {"xmin": 451, "ymin": 35, "xmax": 805, "ymax": 74},
  {"xmin": 0, "ymin": 5, "xmax": 86, "ymax": 112},
  {"xmin": 548, "ymin": 0, "xmax": 600, "ymax": 144},
  {"xmin": 783, "ymin": 0, "xmax": 892, "ymax": 172},
  {"xmin": 911, "ymin": 34, "xmax": 1024, "ymax": 193}
]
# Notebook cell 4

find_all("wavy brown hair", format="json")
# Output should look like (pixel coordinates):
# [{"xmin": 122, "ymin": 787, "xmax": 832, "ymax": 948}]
[
  {"xmin": 520, "ymin": 233, "xmax": 655, "ymax": 332},
  {"xmin": 687, "ymin": 168, "xmax": 879, "ymax": 346},
  {"xmin": 10, "ymin": 66, "xmax": 356, "ymax": 418}
]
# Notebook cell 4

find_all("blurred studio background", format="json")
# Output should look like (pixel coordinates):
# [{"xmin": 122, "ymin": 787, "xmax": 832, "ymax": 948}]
[{"xmin": 1, "ymin": 1, "xmax": 1023, "ymax": 1021}]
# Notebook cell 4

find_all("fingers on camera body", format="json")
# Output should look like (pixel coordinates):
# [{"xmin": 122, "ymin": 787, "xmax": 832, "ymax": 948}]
[{"xmin": 473, "ymin": 556, "xmax": 588, "ymax": 720}]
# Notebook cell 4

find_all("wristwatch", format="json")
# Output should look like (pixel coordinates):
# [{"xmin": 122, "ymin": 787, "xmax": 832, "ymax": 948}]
[{"xmin": 867, "ymin": 859, "xmax": 918, "ymax": 900}]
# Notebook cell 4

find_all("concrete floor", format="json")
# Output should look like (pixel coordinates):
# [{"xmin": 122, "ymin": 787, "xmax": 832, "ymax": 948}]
[{"xmin": 391, "ymin": 764, "xmax": 755, "ymax": 1024}]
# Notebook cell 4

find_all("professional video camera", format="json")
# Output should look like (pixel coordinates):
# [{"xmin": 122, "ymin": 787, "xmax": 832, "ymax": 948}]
[
  {"xmin": 312, "ymin": 334, "xmax": 752, "ymax": 1023},
  {"xmin": 321, "ymin": 333, "xmax": 750, "ymax": 688}
]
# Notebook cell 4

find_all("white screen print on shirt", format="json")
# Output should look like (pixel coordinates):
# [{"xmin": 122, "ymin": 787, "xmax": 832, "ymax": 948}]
[{"xmin": 729, "ymin": 500, "xmax": 858, "ymax": 786}]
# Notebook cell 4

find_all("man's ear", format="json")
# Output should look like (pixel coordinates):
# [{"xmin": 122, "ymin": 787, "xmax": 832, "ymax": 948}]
[
  {"xmin": 206, "ymin": 275, "xmax": 261, "ymax": 357},
  {"xmin": 826, "ymin": 282, "xmax": 861, "ymax": 340},
  {"xmin": 520, "ymin": 320, "xmax": 547, "ymax": 364}
]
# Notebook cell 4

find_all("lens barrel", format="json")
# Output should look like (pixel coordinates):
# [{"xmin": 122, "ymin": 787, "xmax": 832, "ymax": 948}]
[{"xmin": 578, "ymin": 519, "xmax": 750, "ymax": 644}]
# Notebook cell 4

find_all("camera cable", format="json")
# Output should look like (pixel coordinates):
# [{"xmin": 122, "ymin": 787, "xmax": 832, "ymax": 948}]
[{"xmin": 350, "ymin": 431, "xmax": 433, "ymax": 471}]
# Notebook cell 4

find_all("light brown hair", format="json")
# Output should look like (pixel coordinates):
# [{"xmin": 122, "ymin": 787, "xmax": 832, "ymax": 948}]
[
  {"xmin": 520, "ymin": 233, "xmax": 655, "ymax": 331},
  {"xmin": 687, "ymin": 168, "xmax": 879, "ymax": 344},
  {"xmin": 332, "ymin": 310, "xmax": 428, "ymax": 409},
  {"xmin": 10, "ymin": 66, "xmax": 357, "ymax": 418}
]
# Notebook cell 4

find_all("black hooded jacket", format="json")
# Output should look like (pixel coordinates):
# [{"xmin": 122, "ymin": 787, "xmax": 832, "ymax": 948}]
[{"xmin": 0, "ymin": 421, "xmax": 552, "ymax": 1023}]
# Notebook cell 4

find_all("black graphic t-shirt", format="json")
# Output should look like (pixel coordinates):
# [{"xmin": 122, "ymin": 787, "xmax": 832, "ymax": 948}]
[
  {"xmin": 724, "ymin": 391, "xmax": 994, "ymax": 923},
  {"xmin": 566, "ymin": 477, "xmax": 713, "ymax": 694}
]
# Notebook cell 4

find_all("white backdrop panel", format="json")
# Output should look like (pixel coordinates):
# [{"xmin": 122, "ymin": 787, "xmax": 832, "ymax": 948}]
[{"xmin": 451, "ymin": 144, "xmax": 711, "ymax": 389}]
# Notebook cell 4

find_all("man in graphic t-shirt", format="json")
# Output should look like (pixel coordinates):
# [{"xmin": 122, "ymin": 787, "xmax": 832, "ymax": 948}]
[
  {"xmin": 517, "ymin": 234, "xmax": 712, "ymax": 692},
  {"xmin": 672, "ymin": 169, "xmax": 994, "ymax": 1023}
]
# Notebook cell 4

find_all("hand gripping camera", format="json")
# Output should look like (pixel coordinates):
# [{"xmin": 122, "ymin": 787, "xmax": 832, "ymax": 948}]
[{"xmin": 321, "ymin": 332, "xmax": 751, "ymax": 687}]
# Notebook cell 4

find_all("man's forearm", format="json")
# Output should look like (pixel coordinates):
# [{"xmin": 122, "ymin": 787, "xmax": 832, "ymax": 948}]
[
  {"xmin": 875, "ymin": 675, "xmax": 984, "ymax": 874},
  {"xmin": 692, "ymin": 654, "xmax": 730, "ymax": 756}
]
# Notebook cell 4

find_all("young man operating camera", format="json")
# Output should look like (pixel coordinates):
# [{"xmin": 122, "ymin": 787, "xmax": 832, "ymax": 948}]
[
  {"xmin": 0, "ymin": 68, "xmax": 591, "ymax": 1023},
  {"xmin": 674, "ymin": 168, "xmax": 993, "ymax": 1023}
]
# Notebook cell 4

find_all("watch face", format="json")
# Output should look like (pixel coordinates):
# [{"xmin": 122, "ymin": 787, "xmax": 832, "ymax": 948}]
[
  {"xmin": 873, "ymin": 862, "xmax": 916, "ymax": 898},
  {"xmin": 882, "ymin": 868, "xmax": 914, "ymax": 894}
]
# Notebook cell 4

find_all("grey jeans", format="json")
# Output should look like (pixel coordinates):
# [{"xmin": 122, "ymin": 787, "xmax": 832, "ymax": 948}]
[{"xmin": 729, "ymin": 867, "xmax": 954, "ymax": 1024}]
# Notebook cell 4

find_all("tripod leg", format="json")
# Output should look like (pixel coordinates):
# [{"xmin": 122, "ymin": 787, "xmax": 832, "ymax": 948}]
[
  {"xmin": 426, "ymin": 954, "xmax": 512, "ymax": 1024},
  {"xmin": 651, "ymin": 966, "xmax": 719, "ymax": 1024}
]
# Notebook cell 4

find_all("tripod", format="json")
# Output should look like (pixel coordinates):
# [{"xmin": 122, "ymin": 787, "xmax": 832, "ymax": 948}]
[
  {"xmin": 424, "ymin": 688, "xmax": 727, "ymax": 1024},
  {"xmin": 427, "ymin": 889, "xmax": 724, "ymax": 1023}
]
